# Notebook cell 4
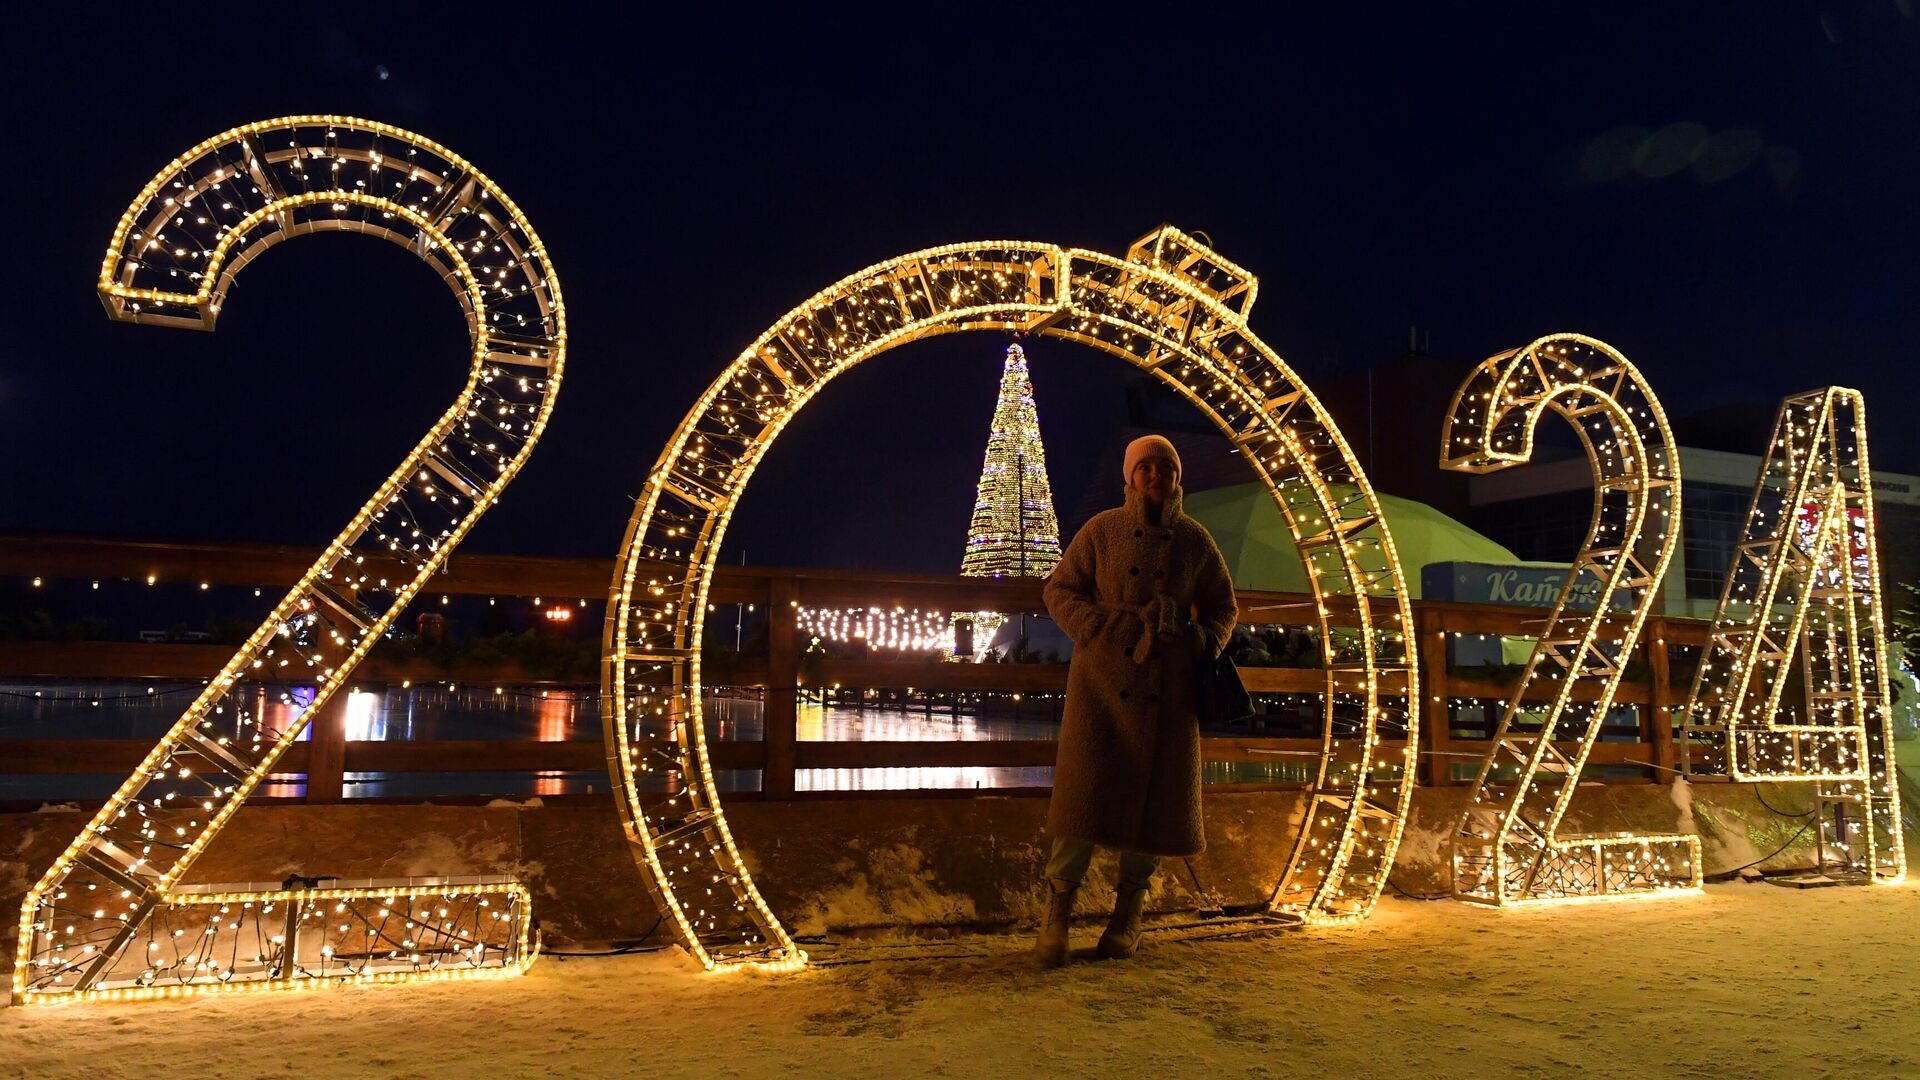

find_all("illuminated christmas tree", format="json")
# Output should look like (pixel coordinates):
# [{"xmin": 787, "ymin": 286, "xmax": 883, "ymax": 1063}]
[{"xmin": 955, "ymin": 343, "xmax": 1062, "ymax": 658}]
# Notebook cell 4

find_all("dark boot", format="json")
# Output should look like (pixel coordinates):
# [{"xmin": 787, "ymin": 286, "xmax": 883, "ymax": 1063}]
[
  {"xmin": 1095, "ymin": 885, "xmax": 1149, "ymax": 960},
  {"xmin": 1031, "ymin": 877, "xmax": 1077, "ymax": 968}
]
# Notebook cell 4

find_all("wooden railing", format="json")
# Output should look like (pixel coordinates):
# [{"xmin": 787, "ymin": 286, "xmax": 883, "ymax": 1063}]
[{"xmin": 0, "ymin": 533, "xmax": 1709, "ymax": 803}]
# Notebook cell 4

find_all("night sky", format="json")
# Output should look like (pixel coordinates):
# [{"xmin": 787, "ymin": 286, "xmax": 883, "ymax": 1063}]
[{"xmin": 3, "ymin": 7, "xmax": 1916, "ymax": 575}]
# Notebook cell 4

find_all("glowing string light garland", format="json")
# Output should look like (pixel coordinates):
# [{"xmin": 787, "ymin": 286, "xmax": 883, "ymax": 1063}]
[{"xmin": 797, "ymin": 606, "xmax": 957, "ymax": 653}]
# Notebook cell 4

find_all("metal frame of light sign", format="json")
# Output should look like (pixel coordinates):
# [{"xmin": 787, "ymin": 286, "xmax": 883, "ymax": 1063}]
[
  {"xmin": 602, "ymin": 226, "xmax": 1421, "ymax": 971},
  {"xmin": 13, "ymin": 117, "xmax": 561, "ymax": 1005},
  {"xmin": 1441, "ymin": 334, "xmax": 1701, "ymax": 904},
  {"xmin": 1677, "ymin": 387, "xmax": 1905, "ymax": 882}
]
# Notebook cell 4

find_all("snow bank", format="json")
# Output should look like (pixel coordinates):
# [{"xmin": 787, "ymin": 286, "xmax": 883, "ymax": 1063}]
[
  {"xmin": 790, "ymin": 837, "xmax": 980, "ymax": 936},
  {"xmin": 6, "ymin": 882, "xmax": 1916, "ymax": 1078}
]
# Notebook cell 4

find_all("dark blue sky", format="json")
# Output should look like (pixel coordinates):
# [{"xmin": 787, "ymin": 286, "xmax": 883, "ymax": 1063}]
[{"xmin": 3, "ymin": 6, "xmax": 1916, "ymax": 573}]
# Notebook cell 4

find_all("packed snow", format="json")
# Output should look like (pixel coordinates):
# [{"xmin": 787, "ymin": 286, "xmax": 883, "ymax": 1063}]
[{"xmin": 3, "ymin": 881, "xmax": 1916, "ymax": 1079}]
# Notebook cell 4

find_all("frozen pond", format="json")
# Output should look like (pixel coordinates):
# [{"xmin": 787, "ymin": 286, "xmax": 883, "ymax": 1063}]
[{"xmin": 0, "ymin": 680, "xmax": 1313, "ymax": 799}]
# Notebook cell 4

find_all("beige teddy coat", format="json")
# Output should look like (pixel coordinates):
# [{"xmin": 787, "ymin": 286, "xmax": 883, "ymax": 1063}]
[{"xmin": 1042, "ymin": 484, "xmax": 1238, "ymax": 857}]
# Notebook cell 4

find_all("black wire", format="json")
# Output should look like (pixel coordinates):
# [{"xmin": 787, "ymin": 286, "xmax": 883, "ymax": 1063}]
[
  {"xmin": 1180, "ymin": 856, "xmax": 1209, "ymax": 898},
  {"xmin": 544, "ymin": 943, "xmax": 673, "ymax": 958},
  {"xmin": 1753, "ymin": 784, "xmax": 1816, "ymax": 818},
  {"xmin": 1704, "ymin": 819, "xmax": 1816, "ymax": 880},
  {"xmin": 544, "ymin": 914, "xmax": 667, "ymax": 957},
  {"xmin": 1386, "ymin": 877, "xmax": 1451, "ymax": 901},
  {"xmin": 812, "ymin": 951, "xmax": 992, "ymax": 967}
]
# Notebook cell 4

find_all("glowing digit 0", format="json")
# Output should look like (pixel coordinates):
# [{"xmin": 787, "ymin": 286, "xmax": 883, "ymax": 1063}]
[{"xmin": 603, "ymin": 227, "xmax": 1421, "ymax": 970}]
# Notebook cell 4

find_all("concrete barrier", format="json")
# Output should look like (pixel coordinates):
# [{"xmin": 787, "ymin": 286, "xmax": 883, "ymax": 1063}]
[{"xmin": 0, "ymin": 781, "xmax": 1837, "ymax": 989}]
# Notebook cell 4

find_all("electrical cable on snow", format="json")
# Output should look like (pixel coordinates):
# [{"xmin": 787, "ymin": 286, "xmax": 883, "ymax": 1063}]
[
  {"xmin": 545, "ymin": 915, "xmax": 667, "ymax": 957},
  {"xmin": 1703, "ymin": 819, "xmax": 1816, "ymax": 881}
]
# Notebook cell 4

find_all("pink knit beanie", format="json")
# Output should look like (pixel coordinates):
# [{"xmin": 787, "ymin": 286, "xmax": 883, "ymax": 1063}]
[{"xmin": 1122, "ymin": 435, "xmax": 1181, "ymax": 485}]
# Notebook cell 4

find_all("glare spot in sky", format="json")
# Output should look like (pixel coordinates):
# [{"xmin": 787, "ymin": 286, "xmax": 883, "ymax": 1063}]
[
  {"xmin": 1763, "ymin": 145, "xmax": 1802, "ymax": 195},
  {"xmin": 1634, "ymin": 122, "xmax": 1708, "ymax": 179},
  {"xmin": 1580, "ymin": 126, "xmax": 1645, "ymax": 183},
  {"xmin": 375, "ymin": 64, "xmax": 390, "ymax": 81},
  {"xmin": 1580, "ymin": 123, "xmax": 1786, "ymax": 192},
  {"xmin": 1691, "ymin": 128, "xmax": 1764, "ymax": 184}
]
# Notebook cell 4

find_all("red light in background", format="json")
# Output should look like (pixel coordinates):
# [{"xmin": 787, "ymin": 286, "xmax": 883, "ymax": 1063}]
[{"xmin": 544, "ymin": 607, "xmax": 573, "ymax": 622}]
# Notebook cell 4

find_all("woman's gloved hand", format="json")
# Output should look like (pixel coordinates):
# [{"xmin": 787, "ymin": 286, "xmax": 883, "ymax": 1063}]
[
  {"xmin": 1131, "ymin": 602, "xmax": 1156, "ymax": 664},
  {"xmin": 1133, "ymin": 596, "xmax": 1191, "ymax": 663},
  {"xmin": 1131, "ymin": 598, "xmax": 1168, "ymax": 664},
  {"xmin": 1144, "ymin": 591, "xmax": 1175, "ymax": 634}
]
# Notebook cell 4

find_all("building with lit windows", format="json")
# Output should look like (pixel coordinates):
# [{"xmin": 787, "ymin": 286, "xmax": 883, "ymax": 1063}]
[{"xmin": 1069, "ymin": 349, "xmax": 1920, "ymax": 616}]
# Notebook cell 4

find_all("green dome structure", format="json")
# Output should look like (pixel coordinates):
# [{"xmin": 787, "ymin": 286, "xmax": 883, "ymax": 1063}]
[{"xmin": 1184, "ymin": 481, "xmax": 1525, "ymax": 599}]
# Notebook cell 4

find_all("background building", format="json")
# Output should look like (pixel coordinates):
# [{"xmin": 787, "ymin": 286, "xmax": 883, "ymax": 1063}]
[
  {"xmin": 1464, "ymin": 434, "xmax": 1920, "ymax": 618},
  {"xmin": 1063, "ymin": 346, "xmax": 1920, "ymax": 617}
]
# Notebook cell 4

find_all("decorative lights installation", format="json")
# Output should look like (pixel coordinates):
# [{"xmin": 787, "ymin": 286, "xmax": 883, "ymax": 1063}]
[
  {"xmin": 796, "ymin": 606, "xmax": 958, "ymax": 653},
  {"xmin": 958, "ymin": 344, "xmax": 1063, "ymax": 581},
  {"xmin": 954, "ymin": 343, "xmax": 1064, "ymax": 657},
  {"xmin": 13, "ymin": 117, "xmax": 560, "ymax": 1005},
  {"xmin": 1441, "ymin": 334, "xmax": 1701, "ymax": 904},
  {"xmin": 1677, "ymin": 388, "xmax": 1905, "ymax": 881},
  {"xmin": 603, "ymin": 226, "xmax": 1420, "ymax": 971}
]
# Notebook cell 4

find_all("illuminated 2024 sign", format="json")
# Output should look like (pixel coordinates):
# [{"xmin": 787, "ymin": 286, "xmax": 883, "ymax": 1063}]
[{"xmin": 14, "ymin": 119, "xmax": 1902, "ymax": 1004}]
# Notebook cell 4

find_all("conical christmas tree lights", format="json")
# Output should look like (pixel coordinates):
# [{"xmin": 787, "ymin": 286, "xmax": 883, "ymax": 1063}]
[{"xmin": 955, "ymin": 343, "xmax": 1063, "ymax": 658}]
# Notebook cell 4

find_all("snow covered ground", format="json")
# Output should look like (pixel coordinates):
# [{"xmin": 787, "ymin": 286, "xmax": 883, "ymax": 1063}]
[{"xmin": 4, "ymin": 881, "xmax": 1917, "ymax": 1079}]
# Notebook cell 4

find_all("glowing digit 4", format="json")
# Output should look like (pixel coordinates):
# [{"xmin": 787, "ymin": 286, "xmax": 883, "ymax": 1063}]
[{"xmin": 1677, "ymin": 387, "xmax": 1904, "ymax": 881}]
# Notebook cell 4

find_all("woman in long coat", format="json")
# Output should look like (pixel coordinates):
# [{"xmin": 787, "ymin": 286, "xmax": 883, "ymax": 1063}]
[{"xmin": 1031, "ymin": 434, "xmax": 1237, "ymax": 966}]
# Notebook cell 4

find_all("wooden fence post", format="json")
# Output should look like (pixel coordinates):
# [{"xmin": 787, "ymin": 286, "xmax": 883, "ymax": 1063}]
[
  {"xmin": 1416, "ymin": 608, "xmax": 1453, "ymax": 787},
  {"xmin": 1645, "ymin": 616, "xmax": 1676, "ymax": 783},
  {"xmin": 305, "ymin": 692, "xmax": 347, "ymax": 803},
  {"xmin": 763, "ymin": 576, "xmax": 799, "ymax": 799}
]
